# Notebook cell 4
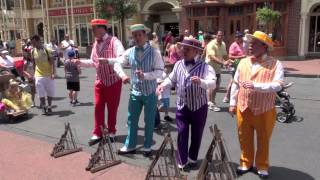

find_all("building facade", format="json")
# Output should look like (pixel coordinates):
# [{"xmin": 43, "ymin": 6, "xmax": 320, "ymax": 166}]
[
  {"xmin": 181, "ymin": 0, "xmax": 301, "ymax": 57},
  {"xmin": 299, "ymin": 0, "xmax": 320, "ymax": 57}
]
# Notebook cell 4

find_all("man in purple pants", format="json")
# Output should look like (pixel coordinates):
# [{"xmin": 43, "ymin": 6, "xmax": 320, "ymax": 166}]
[{"xmin": 157, "ymin": 37, "xmax": 216, "ymax": 169}]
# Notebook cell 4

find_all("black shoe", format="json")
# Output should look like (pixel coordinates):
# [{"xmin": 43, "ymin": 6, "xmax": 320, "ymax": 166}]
[
  {"xmin": 186, "ymin": 162, "xmax": 197, "ymax": 169},
  {"xmin": 143, "ymin": 151, "xmax": 152, "ymax": 157},
  {"xmin": 257, "ymin": 170, "xmax": 269, "ymax": 179},
  {"xmin": 236, "ymin": 166, "xmax": 253, "ymax": 176},
  {"xmin": 117, "ymin": 149, "xmax": 136, "ymax": 155},
  {"xmin": 258, "ymin": 173, "xmax": 269, "ymax": 179},
  {"xmin": 42, "ymin": 106, "xmax": 47, "ymax": 115},
  {"xmin": 164, "ymin": 115, "xmax": 174, "ymax": 122},
  {"xmin": 108, "ymin": 136, "xmax": 115, "ymax": 143},
  {"xmin": 88, "ymin": 137, "xmax": 102, "ymax": 146},
  {"xmin": 47, "ymin": 107, "xmax": 52, "ymax": 115}
]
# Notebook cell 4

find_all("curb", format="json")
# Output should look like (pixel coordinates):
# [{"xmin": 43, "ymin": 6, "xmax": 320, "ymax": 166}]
[{"xmin": 284, "ymin": 73, "xmax": 320, "ymax": 78}]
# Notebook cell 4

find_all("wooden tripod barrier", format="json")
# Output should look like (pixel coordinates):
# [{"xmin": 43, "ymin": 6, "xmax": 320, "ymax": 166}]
[
  {"xmin": 197, "ymin": 124, "xmax": 237, "ymax": 180},
  {"xmin": 51, "ymin": 122, "xmax": 82, "ymax": 158},
  {"xmin": 86, "ymin": 128, "xmax": 121, "ymax": 173},
  {"xmin": 145, "ymin": 130, "xmax": 187, "ymax": 180}
]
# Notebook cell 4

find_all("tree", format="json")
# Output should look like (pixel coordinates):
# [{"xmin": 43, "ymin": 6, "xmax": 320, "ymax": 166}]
[
  {"xmin": 256, "ymin": 7, "xmax": 281, "ymax": 34},
  {"xmin": 95, "ymin": 0, "xmax": 138, "ymax": 44}
]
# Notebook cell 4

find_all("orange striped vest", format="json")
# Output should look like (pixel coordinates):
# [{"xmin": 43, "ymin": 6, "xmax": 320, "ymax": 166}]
[{"xmin": 237, "ymin": 57, "xmax": 278, "ymax": 115}]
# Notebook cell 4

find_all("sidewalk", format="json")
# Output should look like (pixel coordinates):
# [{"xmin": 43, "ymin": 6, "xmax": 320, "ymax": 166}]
[
  {"xmin": 0, "ymin": 130, "xmax": 147, "ymax": 180},
  {"xmin": 281, "ymin": 59, "xmax": 320, "ymax": 78}
]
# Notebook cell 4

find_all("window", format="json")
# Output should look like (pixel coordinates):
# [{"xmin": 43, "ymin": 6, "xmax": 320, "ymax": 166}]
[
  {"xmin": 208, "ymin": 17, "xmax": 219, "ymax": 34},
  {"xmin": 193, "ymin": 7, "xmax": 205, "ymax": 17},
  {"xmin": 274, "ymin": 2, "xmax": 287, "ymax": 12},
  {"xmin": 228, "ymin": 6, "xmax": 243, "ymax": 16},
  {"xmin": 187, "ymin": 8, "xmax": 192, "ymax": 17},
  {"xmin": 207, "ymin": 6, "xmax": 219, "ymax": 16},
  {"xmin": 247, "ymin": 4, "xmax": 254, "ymax": 13},
  {"xmin": 272, "ymin": 14, "xmax": 286, "ymax": 47}
]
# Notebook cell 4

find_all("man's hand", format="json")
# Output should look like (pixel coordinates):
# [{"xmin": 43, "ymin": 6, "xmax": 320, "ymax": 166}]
[
  {"xmin": 223, "ymin": 59, "xmax": 232, "ymax": 66},
  {"xmin": 156, "ymin": 84, "xmax": 164, "ymax": 96},
  {"xmin": 122, "ymin": 75, "xmax": 130, "ymax": 84},
  {"xmin": 98, "ymin": 58, "xmax": 108, "ymax": 65},
  {"xmin": 229, "ymin": 106, "xmax": 237, "ymax": 117},
  {"xmin": 51, "ymin": 73, "xmax": 55, "ymax": 80},
  {"xmin": 191, "ymin": 76, "xmax": 201, "ymax": 85},
  {"xmin": 73, "ymin": 59, "xmax": 81, "ymax": 66},
  {"xmin": 241, "ymin": 81, "xmax": 254, "ymax": 89},
  {"xmin": 135, "ymin": 70, "xmax": 144, "ymax": 80}
]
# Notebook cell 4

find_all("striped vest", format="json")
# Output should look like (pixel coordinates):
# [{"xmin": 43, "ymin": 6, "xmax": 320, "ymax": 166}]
[
  {"xmin": 237, "ymin": 57, "xmax": 278, "ymax": 115},
  {"xmin": 128, "ymin": 44, "xmax": 157, "ymax": 96},
  {"xmin": 92, "ymin": 36, "xmax": 121, "ymax": 86},
  {"xmin": 173, "ymin": 59, "xmax": 208, "ymax": 111}
]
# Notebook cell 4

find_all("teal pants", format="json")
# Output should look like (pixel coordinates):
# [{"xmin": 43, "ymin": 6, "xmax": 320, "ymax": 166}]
[{"xmin": 125, "ymin": 93, "xmax": 157, "ymax": 150}]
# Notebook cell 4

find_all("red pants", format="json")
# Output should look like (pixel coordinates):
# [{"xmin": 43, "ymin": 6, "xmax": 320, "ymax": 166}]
[{"xmin": 93, "ymin": 80, "xmax": 122, "ymax": 137}]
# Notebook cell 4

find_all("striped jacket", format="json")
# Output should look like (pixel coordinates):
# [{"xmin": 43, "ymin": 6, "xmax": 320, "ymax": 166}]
[
  {"xmin": 170, "ymin": 59, "xmax": 208, "ymax": 111},
  {"xmin": 128, "ymin": 44, "xmax": 157, "ymax": 96},
  {"xmin": 237, "ymin": 57, "xmax": 279, "ymax": 115},
  {"xmin": 91, "ymin": 36, "xmax": 121, "ymax": 86}
]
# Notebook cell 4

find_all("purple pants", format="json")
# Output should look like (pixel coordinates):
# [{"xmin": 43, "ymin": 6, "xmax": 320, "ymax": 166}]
[{"xmin": 176, "ymin": 104, "xmax": 208, "ymax": 165}]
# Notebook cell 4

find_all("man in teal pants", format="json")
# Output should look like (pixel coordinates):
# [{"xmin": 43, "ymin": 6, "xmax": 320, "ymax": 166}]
[{"xmin": 106, "ymin": 24, "xmax": 164, "ymax": 157}]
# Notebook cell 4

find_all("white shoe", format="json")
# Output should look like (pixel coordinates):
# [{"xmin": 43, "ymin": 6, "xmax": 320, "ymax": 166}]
[{"xmin": 222, "ymin": 97, "xmax": 229, "ymax": 103}]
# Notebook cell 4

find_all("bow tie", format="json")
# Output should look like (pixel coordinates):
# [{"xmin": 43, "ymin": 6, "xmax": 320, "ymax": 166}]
[
  {"xmin": 97, "ymin": 39, "xmax": 103, "ymax": 43},
  {"xmin": 184, "ymin": 59, "xmax": 195, "ymax": 66}
]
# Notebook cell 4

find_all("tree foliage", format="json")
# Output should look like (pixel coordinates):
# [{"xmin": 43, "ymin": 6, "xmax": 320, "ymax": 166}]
[
  {"xmin": 95, "ymin": 0, "xmax": 138, "ymax": 43},
  {"xmin": 95, "ymin": 0, "xmax": 137, "ymax": 20}
]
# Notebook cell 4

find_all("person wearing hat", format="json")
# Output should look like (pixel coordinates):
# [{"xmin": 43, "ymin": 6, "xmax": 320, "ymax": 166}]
[
  {"xmin": 74, "ymin": 19, "xmax": 125, "ymax": 146},
  {"xmin": 229, "ymin": 31, "xmax": 284, "ymax": 179},
  {"xmin": 107, "ymin": 24, "xmax": 164, "ymax": 157},
  {"xmin": 197, "ymin": 30, "xmax": 204, "ymax": 44},
  {"xmin": 0, "ymin": 49, "xmax": 20, "ymax": 78},
  {"xmin": 157, "ymin": 37, "xmax": 216, "ymax": 169},
  {"xmin": 223, "ymin": 31, "xmax": 246, "ymax": 103}
]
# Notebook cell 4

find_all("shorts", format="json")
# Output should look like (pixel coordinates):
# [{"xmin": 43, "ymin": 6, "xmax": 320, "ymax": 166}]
[
  {"xmin": 160, "ymin": 98, "xmax": 170, "ymax": 109},
  {"xmin": 67, "ymin": 81, "xmax": 80, "ymax": 91},
  {"xmin": 35, "ymin": 77, "xmax": 55, "ymax": 98}
]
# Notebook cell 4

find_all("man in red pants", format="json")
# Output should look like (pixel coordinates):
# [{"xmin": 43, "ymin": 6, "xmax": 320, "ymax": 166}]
[{"xmin": 76, "ymin": 19, "xmax": 125, "ymax": 146}]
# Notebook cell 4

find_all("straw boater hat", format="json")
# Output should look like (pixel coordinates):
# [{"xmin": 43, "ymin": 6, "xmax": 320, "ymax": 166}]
[
  {"xmin": 178, "ymin": 36, "xmax": 203, "ymax": 50},
  {"xmin": 247, "ymin": 31, "xmax": 273, "ymax": 51},
  {"xmin": 91, "ymin": 19, "xmax": 108, "ymax": 27},
  {"xmin": 129, "ymin": 24, "xmax": 150, "ymax": 33}
]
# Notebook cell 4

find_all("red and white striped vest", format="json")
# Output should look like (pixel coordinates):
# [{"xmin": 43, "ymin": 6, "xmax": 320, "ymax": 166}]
[
  {"xmin": 91, "ymin": 36, "xmax": 121, "ymax": 86},
  {"xmin": 237, "ymin": 57, "xmax": 278, "ymax": 115}
]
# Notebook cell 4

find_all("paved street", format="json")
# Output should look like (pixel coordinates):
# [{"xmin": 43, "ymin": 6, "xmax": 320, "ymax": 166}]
[{"xmin": 0, "ymin": 64, "xmax": 319, "ymax": 180}]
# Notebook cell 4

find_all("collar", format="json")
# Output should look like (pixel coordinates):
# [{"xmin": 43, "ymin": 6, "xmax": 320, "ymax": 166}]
[
  {"xmin": 135, "ymin": 42, "xmax": 149, "ymax": 51},
  {"xmin": 96, "ymin": 33, "xmax": 109, "ymax": 43},
  {"xmin": 251, "ymin": 53, "xmax": 268, "ymax": 64},
  {"xmin": 184, "ymin": 55, "xmax": 200, "ymax": 66}
]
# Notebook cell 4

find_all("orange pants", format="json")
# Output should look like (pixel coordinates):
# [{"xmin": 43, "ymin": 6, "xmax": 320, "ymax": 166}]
[{"xmin": 237, "ymin": 108, "xmax": 276, "ymax": 170}]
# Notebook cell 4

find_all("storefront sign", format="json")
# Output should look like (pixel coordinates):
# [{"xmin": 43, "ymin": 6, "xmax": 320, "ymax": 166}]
[{"xmin": 48, "ymin": 7, "xmax": 93, "ymax": 16}]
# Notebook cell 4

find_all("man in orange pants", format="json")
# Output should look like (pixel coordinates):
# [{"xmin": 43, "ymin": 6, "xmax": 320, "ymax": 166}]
[{"xmin": 229, "ymin": 31, "xmax": 284, "ymax": 179}]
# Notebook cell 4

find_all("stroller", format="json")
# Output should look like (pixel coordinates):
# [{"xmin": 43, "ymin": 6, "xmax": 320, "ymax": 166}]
[{"xmin": 275, "ymin": 82, "xmax": 296, "ymax": 123}]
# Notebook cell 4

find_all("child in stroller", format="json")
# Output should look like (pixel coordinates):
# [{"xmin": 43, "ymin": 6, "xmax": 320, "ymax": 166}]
[{"xmin": 275, "ymin": 82, "xmax": 296, "ymax": 123}]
